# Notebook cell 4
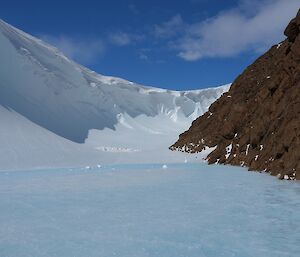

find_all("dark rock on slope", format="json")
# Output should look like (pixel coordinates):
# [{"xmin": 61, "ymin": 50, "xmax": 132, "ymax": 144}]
[{"xmin": 170, "ymin": 9, "xmax": 300, "ymax": 180}]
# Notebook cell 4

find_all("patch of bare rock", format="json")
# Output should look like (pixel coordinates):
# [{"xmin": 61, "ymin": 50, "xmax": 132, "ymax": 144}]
[{"xmin": 170, "ymin": 9, "xmax": 300, "ymax": 180}]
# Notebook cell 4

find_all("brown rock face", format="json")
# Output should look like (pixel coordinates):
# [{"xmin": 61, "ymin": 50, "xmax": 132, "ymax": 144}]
[{"xmin": 170, "ymin": 9, "xmax": 300, "ymax": 180}]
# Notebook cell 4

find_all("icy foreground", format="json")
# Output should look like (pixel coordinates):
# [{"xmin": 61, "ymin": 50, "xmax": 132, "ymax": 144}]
[
  {"xmin": 1, "ymin": 164, "xmax": 300, "ymax": 257},
  {"xmin": 0, "ymin": 19, "xmax": 229, "ymax": 170}
]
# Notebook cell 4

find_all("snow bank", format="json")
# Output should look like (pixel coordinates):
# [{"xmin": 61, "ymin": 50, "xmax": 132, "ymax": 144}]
[{"xmin": 0, "ymin": 19, "xmax": 230, "ymax": 170}]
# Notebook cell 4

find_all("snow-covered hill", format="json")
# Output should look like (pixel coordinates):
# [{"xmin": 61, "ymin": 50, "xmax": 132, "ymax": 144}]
[{"xmin": 0, "ymin": 19, "xmax": 230, "ymax": 170}]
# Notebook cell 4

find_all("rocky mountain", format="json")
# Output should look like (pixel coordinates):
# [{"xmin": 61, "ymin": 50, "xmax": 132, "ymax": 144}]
[
  {"xmin": 0, "ymin": 19, "xmax": 229, "ymax": 170},
  {"xmin": 171, "ymin": 9, "xmax": 300, "ymax": 180}
]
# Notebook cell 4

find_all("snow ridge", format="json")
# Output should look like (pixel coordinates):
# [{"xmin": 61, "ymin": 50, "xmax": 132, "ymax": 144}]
[{"xmin": 0, "ymin": 19, "xmax": 230, "ymax": 170}]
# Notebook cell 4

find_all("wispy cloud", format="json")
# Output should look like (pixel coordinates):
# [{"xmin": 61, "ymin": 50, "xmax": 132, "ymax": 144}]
[
  {"xmin": 129, "ymin": 4, "xmax": 139, "ymax": 15},
  {"xmin": 109, "ymin": 32, "xmax": 132, "ymax": 46},
  {"xmin": 155, "ymin": 0, "xmax": 299, "ymax": 61},
  {"xmin": 138, "ymin": 48, "xmax": 151, "ymax": 61},
  {"xmin": 40, "ymin": 0, "xmax": 299, "ymax": 65},
  {"xmin": 109, "ymin": 32, "xmax": 144, "ymax": 46},
  {"xmin": 153, "ymin": 14, "xmax": 185, "ymax": 39},
  {"xmin": 40, "ymin": 31, "xmax": 144, "ymax": 66},
  {"xmin": 40, "ymin": 35, "xmax": 105, "ymax": 64},
  {"xmin": 139, "ymin": 52, "xmax": 149, "ymax": 61}
]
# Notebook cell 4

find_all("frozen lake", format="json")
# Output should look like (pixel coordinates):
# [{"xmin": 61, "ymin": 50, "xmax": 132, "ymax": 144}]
[{"xmin": 1, "ymin": 163, "xmax": 300, "ymax": 257}]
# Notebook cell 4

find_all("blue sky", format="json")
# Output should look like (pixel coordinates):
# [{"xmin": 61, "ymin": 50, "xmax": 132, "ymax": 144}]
[{"xmin": 0, "ymin": 0, "xmax": 299, "ymax": 90}]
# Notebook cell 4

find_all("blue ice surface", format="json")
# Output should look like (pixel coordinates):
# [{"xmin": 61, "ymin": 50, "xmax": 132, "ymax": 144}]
[{"xmin": 0, "ymin": 163, "xmax": 300, "ymax": 257}]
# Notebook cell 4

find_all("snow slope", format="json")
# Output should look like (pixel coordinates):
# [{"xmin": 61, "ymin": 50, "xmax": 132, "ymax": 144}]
[{"xmin": 0, "ymin": 19, "xmax": 230, "ymax": 170}]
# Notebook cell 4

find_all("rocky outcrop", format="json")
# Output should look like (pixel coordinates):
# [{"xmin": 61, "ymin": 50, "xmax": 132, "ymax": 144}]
[{"xmin": 170, "ymin": 9, "xmax": 300, "ymax": 180}]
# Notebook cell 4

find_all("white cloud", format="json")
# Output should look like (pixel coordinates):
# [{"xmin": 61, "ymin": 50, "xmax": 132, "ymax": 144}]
[
  {"xmin": 162, "ymin": 0, "xmax": 300, "ymax": 60},
  {"xmin": 109, "ymin": 32, "xmax": 132, "ymax": 46},
  {"xmin": 40, "ymin": 0, "xmax": 299, "ymax": 64},
  {"xmin": 129, "ymin": 4, "xmax": 139, "ymax": 15},
  {"xmin": 109, "ymin": 32, "xmax": 144, "ymax": 46},
  {"xmin": 138, "ymin": 48, "xmax": 151, "ymax": 61},
  {"xmin": 40, "ymin": 35, "xmax": 105, "ymax": 64},
  {"xmin": 153, "ymin": 14, "xmax": 185, "ymax": 38},
  {"xmin": 139, "ymin": 52, "xmax": 148, "ymax": 60}
]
